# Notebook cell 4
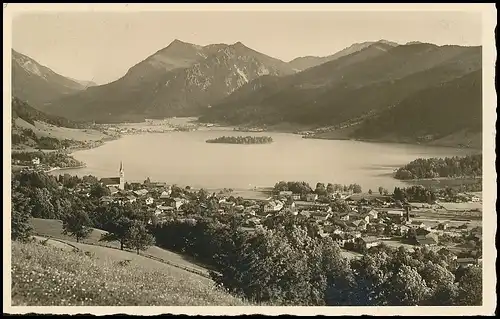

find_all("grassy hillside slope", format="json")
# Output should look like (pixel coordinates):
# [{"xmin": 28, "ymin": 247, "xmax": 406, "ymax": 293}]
[
  {"xmin": 11, "ymin": 240, "xmax": 246, "ymax": 306},
  {"xmin": 10, "ymin": 98, "xmax": 110, "ymax": 151},
  {"xmin": 30, "ymin": 218, "xmax": 210, "ymax": 276}
]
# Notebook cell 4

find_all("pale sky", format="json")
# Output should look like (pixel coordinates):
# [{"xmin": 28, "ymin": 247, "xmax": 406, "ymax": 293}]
[{"xmin": 12, "ymin": 11, "xmax": 482, "ymax": 85}]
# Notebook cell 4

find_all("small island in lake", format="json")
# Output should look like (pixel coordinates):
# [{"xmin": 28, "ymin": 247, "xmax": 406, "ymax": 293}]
[{"xmin": 206, "ymin": 136, "xmax": 274, "ymax": 144}]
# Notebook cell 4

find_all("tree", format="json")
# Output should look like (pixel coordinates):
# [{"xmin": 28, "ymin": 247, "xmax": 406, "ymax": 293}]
[
  {"xmin": 198, "ymin": 188, "xmax": 209, "ymax": 201},
  {"xmin": 62, "ymin": 209, "xmax": 93, "ymax": 243},
  {"xmin": 378, "ymin": 187, "xmax": 384, "ymax": 195},
  {"xmin": 126, "ymin": 220, "xmax": 155, "ymax": 254},
  {"xmin": 28, "ymin": 187, "xmax": 56, "ymax": 219},
  {"xmin": 100, "ymin": 216, "xmax": 133, "ymax": 250},
  {"xmin": 352, "ymin": 184, "xmax": 362, "ymax": 194},
  {"xmin": 315, "ymin": 183, "xmax": 327, "ymax": 196},
  {"xmin": 89, "ymin": 183, "xmax": 110, "ymax": 198},
  {"xmin": 368, "ymin": 189, "xmax": 373, "ymax": 195},
  {"xmin": 456, "ymin": 265, "xmax": 482, "ymax": 306},
  {"xmin": 11, "ymin": 189, "xmax": 33, "ymax": 241},
  {"xmin": 386, "ymin": 264, "xmax": 431, "ymax": 306},
  {"xmin": 420, "ymin": 262, "xmax": 457, "ymax": 306},
  {"xmin": 326, "ymin": 183, "xmax": 335, "ymax": 194}
]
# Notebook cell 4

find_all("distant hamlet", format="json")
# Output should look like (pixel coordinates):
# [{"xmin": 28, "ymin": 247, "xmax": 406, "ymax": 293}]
[{"xmin": 206, "ymin": 136, "xmax": 273, "ymax": 144}]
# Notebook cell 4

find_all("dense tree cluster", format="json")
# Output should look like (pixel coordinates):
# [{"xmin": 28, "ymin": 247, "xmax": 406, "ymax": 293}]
[
  {"xmin": 10, "ymin": 170, "xmax": 154, "ymax": 253},
  {"xmin": 150, "ymin": 214, "xmax": 482, "ymax": 306},
  {"xmin": 394, "ymin": 154, "xmax": 482, "ymax": 180},
  {"xmin": 273, "ymin": 181, "xmax": 362, "ymax": 196},
  {"xmin": 206, "ymin": 136, "xmax": 273, "ymax": 144}
]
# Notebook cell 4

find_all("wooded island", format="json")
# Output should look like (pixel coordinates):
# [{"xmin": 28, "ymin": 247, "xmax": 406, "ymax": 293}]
[{"xmin": 206, "ymin": 136, "xmax": 273, "ymax": 144}]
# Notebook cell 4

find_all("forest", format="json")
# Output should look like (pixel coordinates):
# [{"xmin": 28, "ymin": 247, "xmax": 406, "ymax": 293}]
[{"xmin": 394, "ymin": 154, "xmax": 482, "ymax": 180}]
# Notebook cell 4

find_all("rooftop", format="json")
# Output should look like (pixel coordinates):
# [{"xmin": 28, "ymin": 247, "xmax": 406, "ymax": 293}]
[{"xmin": 101, "ymin": 177, "xmax": 121, "ymax": 185}]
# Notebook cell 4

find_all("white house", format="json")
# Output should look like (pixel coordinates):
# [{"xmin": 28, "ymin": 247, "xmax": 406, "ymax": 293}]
[
  {"xmin": 125, "ymin": 195, "xmax": 137, "ymax": 204},
  {"xmin": 134, "ymin": 189, "xmax": 149, "ymax": 197},
  {"xmin": 279, "ymin": 191, "xmax": 293, "ymax": 197},
  {"xmin": 357, "ymin": 236, "xmax": 381, "ymax": 249},
  {"xmin": 264, "ymin": 200, "xmax": 284, "ymax": 213},
  {"xmin": 285, "ymin": 201, "xmax": 296, "ymax": 210},
  {"xmin": 292, "ymin": 193, "xmax": 301, "ymax": 200},
  {"xmin": 145, "ymin": 197, "xmax": 154, "ymax": 205},
  {"xmin": 339, "ymin": 212, "xmax": 350, "ymax": 221},
  {"xmin": 367, "ymin": 209, "xmax": 379, "ymax": 220},
  {"xmin": 31, "ymin": 157, "xmax": 40, "ymax": 166},
  {"xmin": 165, "ymin": 198, "xmax": 185, "ymax": 210},
  {"xmin": 160, "ymin": 190, "xmax": 171, "ymax": 199},
  {"xmin": 306, "ymin": 193, "xmax": 318, "ymax": 202}
]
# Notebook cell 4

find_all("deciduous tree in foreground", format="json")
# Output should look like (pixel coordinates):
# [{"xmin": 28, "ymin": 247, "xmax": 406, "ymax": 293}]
[{"xmin": 62, "ymin": 209, "xmax": 93, "ymax": 243}]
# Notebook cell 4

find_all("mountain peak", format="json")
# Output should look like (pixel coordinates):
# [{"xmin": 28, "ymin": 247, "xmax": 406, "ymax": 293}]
[
  {"xmin": 376, "ymin": 39, "xmax": 399, "ymax": 46},
  {"xmin": 166, "ymin": 39, "xmax": 200, "ymax": 49},
  {"xmin": 231, "ymin": 41, "xmax": 249, "ymax": 50}
]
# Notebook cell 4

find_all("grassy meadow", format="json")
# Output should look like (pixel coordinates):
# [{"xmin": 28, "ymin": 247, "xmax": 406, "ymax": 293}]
[
  {"xmin": 11, "ymin": 239, "xmax": 247, "ymax": 306},
  {"xmin": 29, "ymin": 218, "xmax": 210, "ymax": 276}
]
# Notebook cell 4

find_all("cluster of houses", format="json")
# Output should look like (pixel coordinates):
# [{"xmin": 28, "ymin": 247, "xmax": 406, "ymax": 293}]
[
  {"xmin": 245, "ymin": 190, "xmax": 483, "ymax": 259},
  {"xmin": 58, "ymin": 172, "xmax": 482, "ymax": 265}
]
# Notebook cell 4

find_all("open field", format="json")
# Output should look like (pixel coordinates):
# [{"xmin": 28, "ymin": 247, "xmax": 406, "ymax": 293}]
[
  {"xmin": 11, "ymin": 240, "xmax": 247, "ymax": 306},
  {"xmin": 30, "ymin": 218, "xmax": 210, "ymax": 276},
  {"xmin": 340, "ymin": 249, "xmax": 363, "ymax": 260},
  {"xmin": 380, "ymin": 240, "xmax": 417, "ymax": 251},
  {"xmin": 402, "ymin": 177, "xmax": 482, "ymax": 189},
  {"xmin": 15, "ymin": 118, "xmax": 107, "ymax": 141},
  {"xmin": 414, "ymin": 208, "xmax": 482, "ymax": 221},
  {"xmin": 438, "ymin": 202, "xmax": 482, "ymax": 212}
]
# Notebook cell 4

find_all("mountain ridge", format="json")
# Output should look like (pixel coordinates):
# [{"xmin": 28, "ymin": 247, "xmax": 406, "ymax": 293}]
[
  {"xmin": 11, "ymin": 49, "xmax": 90, "ymax": 109},
  {"xmin": 199, "ymin": 42, "xmax": 482, "ymax": 148},
  {"xmin": 288, "ymin": 40, "xmax": 399, "ymax": 71},
  {"xmin": 43, "ymin": 40, "xmax": 296, "ymax": 122}
]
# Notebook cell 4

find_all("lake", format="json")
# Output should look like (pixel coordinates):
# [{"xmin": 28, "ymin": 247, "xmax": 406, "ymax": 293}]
[{"xmin": 51, "ymin": 130, "xmax": 477, "ymax": 192}]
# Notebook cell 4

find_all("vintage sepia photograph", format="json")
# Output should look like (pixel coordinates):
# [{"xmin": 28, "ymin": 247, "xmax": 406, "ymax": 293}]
[{"xmin": 3, "ymin": 3, "xmax": 496, "ymax": 316}]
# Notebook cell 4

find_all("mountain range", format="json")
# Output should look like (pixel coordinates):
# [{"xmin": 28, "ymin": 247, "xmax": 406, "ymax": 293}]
[
  {"xmin": 41, "ymin": 40, "xmax": 296, "ymax": 123},
  {"xmin": 11, "ymin": 39, "xmax": 482, "ymax": 147},
  {"xmin": 11, "ymin": 50, "xmax": 93, "ymax": 109},
  {"xmin": 199, "ymin": 42, "xmax": 482, "ymax": 146}
]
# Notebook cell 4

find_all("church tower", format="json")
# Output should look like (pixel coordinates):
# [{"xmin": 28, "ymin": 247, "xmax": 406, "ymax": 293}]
[{"xmin": 119, "ymin": 161, "xmax": 125, "ymax": 190}]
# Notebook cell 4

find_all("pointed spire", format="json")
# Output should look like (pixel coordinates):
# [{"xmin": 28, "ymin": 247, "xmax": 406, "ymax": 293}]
[{"xmin": 120, "ymin": 161, "xmax": 123, "ymax": 172}]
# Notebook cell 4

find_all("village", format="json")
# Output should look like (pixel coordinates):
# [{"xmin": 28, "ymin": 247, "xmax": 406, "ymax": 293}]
[{"xmin": 41, "ymin": 161, "xmax": 480, "ymax": 269}]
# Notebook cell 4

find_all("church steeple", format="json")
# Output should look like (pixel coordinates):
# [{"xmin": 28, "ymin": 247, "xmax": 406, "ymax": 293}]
[{"xmin": 119, "ymin": 161, "xmax": 125, "ymax": 190}]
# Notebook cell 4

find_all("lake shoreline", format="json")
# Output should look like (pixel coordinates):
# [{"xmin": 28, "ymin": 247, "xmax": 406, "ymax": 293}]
[
  {"xmin": 301, "ymin": 135, "xmax": 483, "ymax": 151},
  {"xmin": 95, "ymin": 118, "xmax": 482, "ymax": 151},
  {"xmin": 196, "ymin": 119, "xmax": 482, "ymax": 150}
]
